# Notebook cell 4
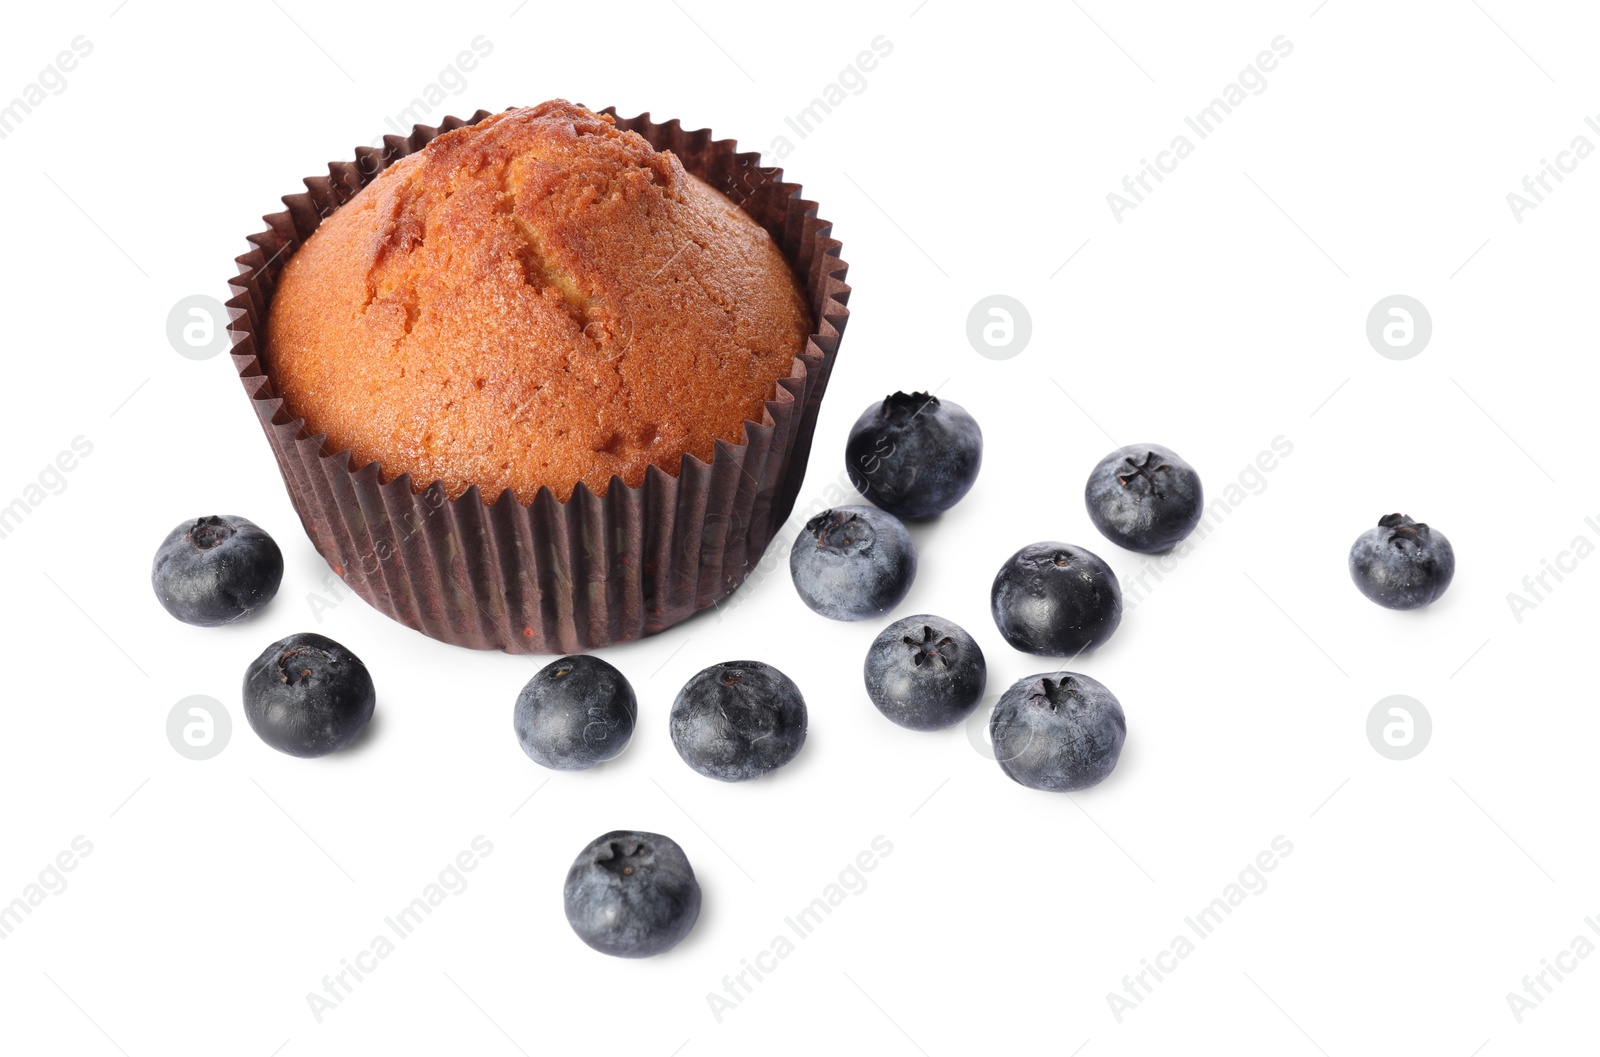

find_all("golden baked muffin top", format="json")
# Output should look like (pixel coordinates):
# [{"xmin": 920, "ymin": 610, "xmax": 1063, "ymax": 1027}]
[{"xmin": 265, "ymin": 100, "xmax": 812, "ymax": 503}]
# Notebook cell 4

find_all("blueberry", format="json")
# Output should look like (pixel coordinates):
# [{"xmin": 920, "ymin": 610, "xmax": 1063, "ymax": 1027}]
[
  {"xmin": 789, "ymin": 506, "xmax": 916, "ymax": 621},
  {"xmin": 670, "ymin": 661, "xmax": 807, "ymax": 781},
  {"xmin": 990, "ymin": 542, "xmax": 1122, "ymax": 656},
  {"xmin": 862, "ymin": 614, "xmax": 987, "ymax": 731},
  {"xmin": 151, "ymin": 515, "xmax": 284, "ymax": 626},
  {"xmin": 514, "ymin": 656, "xmax": 636, "ymax": 771},
  {"xmin": 1348, "ymin": 513, "xmax": 1455, "ymax": 610},
  {"xmin": 845, "ymin": 391, "xmax": 983, "ymax": 519},
  {"xmin": 1084, "ymin": 444, "xmax": 1204, "ymax": 554},
  {"xmin": 242, "ymin": 632, "xmax": 375, "ymax": 757},
  {"xmin": 990, "ymin": 672, "xmax": 1126, "ymax": 792},
  {"xmin": 563, "ymin": 830, "xmax": 701, "ymax": 958}
]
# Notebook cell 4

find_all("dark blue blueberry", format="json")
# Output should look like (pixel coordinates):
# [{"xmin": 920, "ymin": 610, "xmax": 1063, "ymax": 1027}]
[
  {"xmin": 845, "ymin": 391, "xmax": 983, "ymax": 519},
  {"xmin": 1084, "ymin": 443, "xmax": 1204, "ymax": 554},
  {"xmin": 563, "ymin": 830, "xmax": 701, "ymax": 958},
  {"xmin": 152, "ymin": 515, "xmax": 283, "ymax": 626},
  {"xmin": 789, "ymin": 505, "xmax": 916, "ymax": 621},
  {"xmin": 514, "ymin": 656, "xmax": 636, "ymax": 771},
  {"xmin": 242, "ymin": 632, "xmax": 375, "ymax": 758},
  {"xmin": 990, "ymin": 542, "xmax": 1122, "ymax": 656},
  {"xmin": 670, "ymin": 661, "xmax": 807, "ymax": 781},
  {"xmin": 863, "ymin": 614, "xmax": 987, "ymax": 731},
  {"xmin": 1348, "ymin": 513, "xmax": 1455, "ymax": 610},
  {"xmin": 990, "ymin": 672, "xmax": 1126, "ymax": 792}
]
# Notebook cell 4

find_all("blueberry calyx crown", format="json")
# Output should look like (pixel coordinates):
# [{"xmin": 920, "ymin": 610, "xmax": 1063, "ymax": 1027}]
[
  {"xmin": 187, "ymin": 515, "xmax": 236, "ymax": 551},
  {"xmin": 807, "ymin": 509, "xmax": 871, "ymax": 552},
  {"xmin": 881, "ymin": 391, "xmax": 938, "ymax": 419},
  {"xmin": 717, "ymin": 661, "xmax": 766, "ymax": 686},
  {"xmin": 596, "ymin": 839, "xmax": 651, "ymax": 878},
  {"xmin": 1027, "ymin": 676, "xmax": 1079, "ymax": 713},
  {"xmin": 1378, "ymin": 513, "xmax": 1430, "ymax": 547},
  {"xmin": 1028, "ymin": 549, "xmax": 1074, "ymax": 569},
  {"xmin": 903, "ymin": 625, "xmax": 956, "ymax": 669},
  {"xmin": 550, "ymin": 661, "xmax": 574, "ymax": 679},
  {"xmin": 276, "ymin": 645, "xmax": 330, "ymax": 686},
  {"xmin": 1117, "ymin": 451, "xmax": 1171, "ymax": 494}
]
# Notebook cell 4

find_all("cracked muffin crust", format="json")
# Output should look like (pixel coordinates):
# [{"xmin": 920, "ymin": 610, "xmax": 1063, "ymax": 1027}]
[{"xmin": 265, "ymin": 100, "xmax": 812, "ymax": 503}]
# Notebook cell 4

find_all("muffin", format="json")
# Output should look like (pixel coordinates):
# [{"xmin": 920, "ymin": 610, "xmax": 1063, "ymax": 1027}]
[
  {"xmin": 266, "ymin": 101, "xmax": 812, "ymax": 504},
  {"xmin": 230, "ymin": 103, "xmax": 849, "ymax": 653}
]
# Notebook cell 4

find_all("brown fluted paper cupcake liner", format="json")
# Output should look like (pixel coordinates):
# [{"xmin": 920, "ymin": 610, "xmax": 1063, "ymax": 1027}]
[{"xmin": 227, "ymin": 108, "xmax": 850, "ymax": 653}]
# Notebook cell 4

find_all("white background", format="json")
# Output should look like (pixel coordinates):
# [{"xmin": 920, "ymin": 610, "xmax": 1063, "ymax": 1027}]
[{"xmin": 1, "ymin": 1, "xmax": 1595, "ymax": 1053}]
